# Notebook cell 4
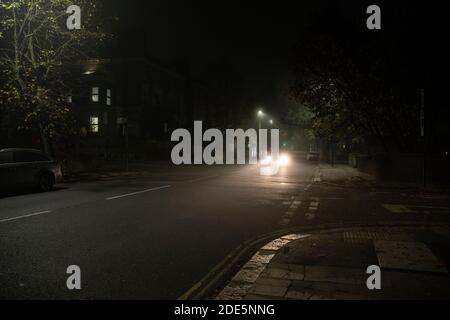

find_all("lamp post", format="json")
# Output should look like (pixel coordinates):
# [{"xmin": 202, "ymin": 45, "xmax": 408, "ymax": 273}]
[
  {"xmin": 257, "ymin": 109, "xmax": 265, "ymax": 160},
  {"xmin": 257, "ymin": 110, "xmax": 264, "ymax": 131},
  {"xmin": 117, "ymin": 117, "xmax": 129, "ymax": 172}
]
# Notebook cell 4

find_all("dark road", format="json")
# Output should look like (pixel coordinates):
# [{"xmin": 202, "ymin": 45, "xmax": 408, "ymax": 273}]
[
  {"xmin": 1, "ymin": 159, "xmax": 450, "ymax": 299},
  {"xmin": 0, "ymin": 160, "xmax": 318, "ymax": 299}
]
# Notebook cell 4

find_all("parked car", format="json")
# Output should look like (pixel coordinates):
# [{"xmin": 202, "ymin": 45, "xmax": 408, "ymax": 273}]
[
  {"xmin": 0, "ymin": 148, "xmax": 63, "ymax": 192},
  {"xmin": 306, "ymin": 151, "xmax": 320, "ymax": 162}
]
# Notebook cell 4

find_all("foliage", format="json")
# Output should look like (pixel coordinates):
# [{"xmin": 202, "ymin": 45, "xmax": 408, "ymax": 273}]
[
  {"xmin": 290, "ymin": 18, "xmax": 423, "ymax": 152},
  {"xmin": 0, "ymin": 0, "xmax": 111, "ymax": 151}
]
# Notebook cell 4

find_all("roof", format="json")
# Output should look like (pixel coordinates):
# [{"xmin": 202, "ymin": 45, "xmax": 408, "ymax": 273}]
[{"xmin": 77, "ymin": 57, "xmax": 186, "ymax": 81}]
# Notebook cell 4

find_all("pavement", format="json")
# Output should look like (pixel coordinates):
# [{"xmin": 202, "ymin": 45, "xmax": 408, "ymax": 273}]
[
  {"xmin": 1, "ymin": 159, "xmax": 450, "ymax": 299},
  {"xmin": 215, "ymin": 224, "xmax": 450, "ymax": 300}
]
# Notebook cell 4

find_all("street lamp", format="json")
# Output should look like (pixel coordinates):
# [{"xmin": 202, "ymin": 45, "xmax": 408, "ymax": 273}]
[
  {"xmin": 257, "ymin": 110, "xmax": 264, "ymax": 130},
  {"xmin": 269, "ymin": 119, "xmax": 274, "ymax": 126},
  {"xmin": 257, "ymin": 109, "xmax": 265, "ymax": 160}
]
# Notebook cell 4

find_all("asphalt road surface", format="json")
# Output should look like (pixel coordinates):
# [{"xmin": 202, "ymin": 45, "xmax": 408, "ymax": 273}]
[{"xmin": 1, "ymin": 159, "xmax": 449, "ymax": 299}]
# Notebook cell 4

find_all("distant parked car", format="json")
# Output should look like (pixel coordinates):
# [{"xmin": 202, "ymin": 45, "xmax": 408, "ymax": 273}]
[
  {"xmin": 306, "ymin": 151, "xmax": 320, "ymax": 162},
  {"xmin": 0, "ymin": 148, "xmax": 62, "ymax": 192}
]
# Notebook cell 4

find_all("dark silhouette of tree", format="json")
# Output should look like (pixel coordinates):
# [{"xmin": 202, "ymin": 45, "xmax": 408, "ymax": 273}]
[{"xmin": 290, "ymin": 5, "xmax": 425, "ymax": 153}]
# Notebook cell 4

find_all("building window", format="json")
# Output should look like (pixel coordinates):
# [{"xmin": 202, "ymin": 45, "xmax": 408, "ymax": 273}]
[
  {"xmin": 92, "ymin": 87, "xmax": 99, "ymax": 102},
  {"xmin": 90, "ymin": 116, "xmax": 99, "ymax": 133},
  {"xmin": 67, "ymin": 92, "xmax": 73, "ymax": 103}
]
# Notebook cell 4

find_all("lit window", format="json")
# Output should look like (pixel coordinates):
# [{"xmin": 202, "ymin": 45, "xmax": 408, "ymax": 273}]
[
  {"xmin": 90, "ymin": 117, "xmax": 99, "ymax": 133},
  {"xmin": 106, "ymin": 89, "xmax": 112, "ymax": 106},
  {"xmin": 67, "ymin": 93, "xmax": 72, "ymax": 103},
  {"xmin": 92, "ymin": 87, "xmax": 99, "ymax": 102}
]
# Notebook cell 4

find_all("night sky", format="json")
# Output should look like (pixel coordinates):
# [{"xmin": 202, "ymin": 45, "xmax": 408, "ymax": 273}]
[
  {"xmin": 106, "ymin": 0, "xmax": 337, "ymax": 114},
  {"xmin": 105, "ymin": 0, "xmax": 446, "ymax": 118}
]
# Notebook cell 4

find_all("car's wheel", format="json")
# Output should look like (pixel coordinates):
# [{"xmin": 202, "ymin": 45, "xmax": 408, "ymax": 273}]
[{"xmin": 38, "ymin": 172, "xmax": 55, "ymax": 192}]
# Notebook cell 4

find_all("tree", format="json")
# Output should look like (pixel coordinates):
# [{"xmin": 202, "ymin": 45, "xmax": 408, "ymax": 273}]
[
  {"xmin": 284, "ymin": 100, "xmax": 316, "ymax": 151},
  {"xmin": 290, "ymin": 8, "xmax": 424, "ymax": 153},
  {"xmin": 0, "ymin": 0, "xmax": 110, "ymax": 154}
]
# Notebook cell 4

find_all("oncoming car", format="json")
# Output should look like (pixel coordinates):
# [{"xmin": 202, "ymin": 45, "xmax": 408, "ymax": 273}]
[
  {"xmin": 260, "ymin": 154, "xmax": 290, "ymax": 167},
  {"xmin": 0, "ymin": 148, "xmax": 63, "ymax": 192}
]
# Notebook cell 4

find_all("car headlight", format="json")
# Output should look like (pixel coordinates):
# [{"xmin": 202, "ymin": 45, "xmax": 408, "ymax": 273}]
[{"xmin": 278, "ymin": 154, "xmax": 290, "ymax": 167}]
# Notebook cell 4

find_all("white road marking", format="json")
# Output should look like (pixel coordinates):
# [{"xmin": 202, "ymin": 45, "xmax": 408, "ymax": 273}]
[
  {"xmin": 312, "ymin": 171, "xmax": 322, "ymax": 182},
  {"xmin": 305, "ymin": 199, "xmax": 320, "ymax": 220},
  {"xmin": 106, "ymin": 185, "xmax": 171, "ymax": 200},
  {"xmin": 0, "ymin": 210, "xmax": 52, "ymax": 224},
  {"xmin": 383, "ymin": 204, "xmax": 416, "ymax": 213},
  {"xmin": 278, "ymin": 197, "xmax": 303, "ymax": 227}
]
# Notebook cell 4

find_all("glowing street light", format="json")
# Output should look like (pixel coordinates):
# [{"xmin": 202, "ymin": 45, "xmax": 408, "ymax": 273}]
[
  {"xmin": 256, "ymin": 109, "xmax": 266, "ymax": 160},
  {"xmin": 257, "ymin": 109, "xmax": 265, "ymax": 130}
]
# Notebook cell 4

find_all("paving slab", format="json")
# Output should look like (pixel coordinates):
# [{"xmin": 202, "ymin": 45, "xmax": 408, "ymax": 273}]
[
  {"xmin": 304, "ymin": 265, "xmax": 366, "ymax": 285},
  {"xmin": 251, "ymin": 277, "xmax": 291, "ymax": 297},
  {"xmin": 374, "ymin": 240, "xmax": 448, "ymax": 273}
]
